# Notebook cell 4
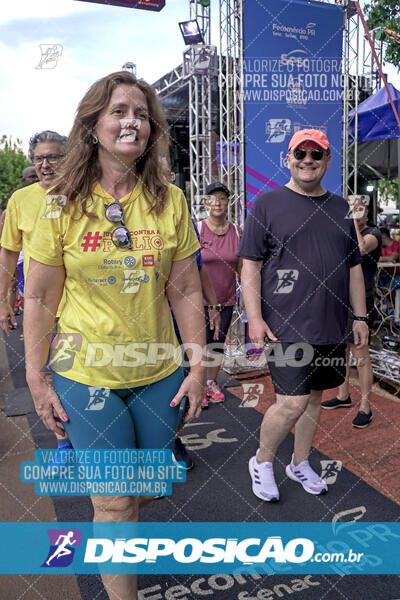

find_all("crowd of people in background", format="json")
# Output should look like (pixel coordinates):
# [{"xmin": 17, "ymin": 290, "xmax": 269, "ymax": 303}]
[
  {"xmin": 0, "ymin": 70, "xmax": 398, "ymax": 599},
  {"xmin": 0, "ymin": 130, "xmax": 73, "ymax": 457}
]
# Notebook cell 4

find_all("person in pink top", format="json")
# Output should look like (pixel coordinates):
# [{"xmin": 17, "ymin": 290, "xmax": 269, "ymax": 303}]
[
  {"xmin": 379, "ymin": 227, "xmax": 400, "ymax": 291},
  {"xmin": 198, "ymin": 182, "xmax": 242, "ymax": 406}
]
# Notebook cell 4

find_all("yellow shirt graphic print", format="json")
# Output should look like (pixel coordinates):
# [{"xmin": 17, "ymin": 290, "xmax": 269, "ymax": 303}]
[
  {"xmin": 28, "ymin": 181, "xmax": 200, "ymax": 389},
  {"xmin": 121, "ymin": 270, "xmax": 150, "ymax": 294}
]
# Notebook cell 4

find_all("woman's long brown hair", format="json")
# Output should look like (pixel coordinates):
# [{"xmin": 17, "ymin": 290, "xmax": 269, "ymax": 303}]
[{"xmin": 51, "ymin": 71, "xmax": 170, "ymax": 216}]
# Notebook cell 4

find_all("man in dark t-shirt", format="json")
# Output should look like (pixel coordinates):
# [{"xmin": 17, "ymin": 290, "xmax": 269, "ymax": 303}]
[
  {"xmin": 238, "ymin": 129, "xmax": 369, "ymax": 502},
  {"xmin": 322, "ymin": 200, "xmax": 381, "ymax": 428}
]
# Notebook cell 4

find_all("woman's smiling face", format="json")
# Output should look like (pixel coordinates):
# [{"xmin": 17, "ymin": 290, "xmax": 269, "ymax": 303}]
[{"xmin": 95, "ymin": 84, "xmax": 151, "ymax": 165}]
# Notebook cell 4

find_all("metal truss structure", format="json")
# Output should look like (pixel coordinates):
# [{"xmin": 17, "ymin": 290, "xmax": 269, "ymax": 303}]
[
  {"xmin": 342, "ymin": 0, "xmax": 361, "ymax": 197},
  {"xmin": 342, "ymin": 0, "xmax": 386, "ymax": 197},
  {"xmin": 218, "ymin": 0, "xmax": 245, "ymax": 228},
  {"xmin": 186, "ymin": 1, "xmax": 214, "ymax": 213},
  {"xmin": 155, "ymin": 0, "xmax": 384, "ymax": 214},
  {"xmin": 153, "ymin": 64, "xmax": 186, "ymax": 100},
  {"xmin": 217, "ymin": 0, "xmax": 246, "ymax": 370},
  {"xmin": 303, "ymin": 1, "xmax": 385, "ymax": 196},
  {"xmin": 185, "ymin": 41, "xmax": 218, "ymax": 216},
  {"xmin": 370, "ymin": 348, "xmax": 400, "ymax": 389},
  {"xmin": 155, "ymin": 0, "xmax": 392, "ymax": 222},
  {"xmin": 154, "ymin": 1, "xmax": 216, "ymax": 219}
]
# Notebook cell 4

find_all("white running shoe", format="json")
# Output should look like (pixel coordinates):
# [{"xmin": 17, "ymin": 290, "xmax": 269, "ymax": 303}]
[
  {"xmin": 285, "ymin": 456, "xmax": 328, "ymax": 495},
  {"xmin": 248, "ymin": 454, "xmax": 279, "ymax": 502}
]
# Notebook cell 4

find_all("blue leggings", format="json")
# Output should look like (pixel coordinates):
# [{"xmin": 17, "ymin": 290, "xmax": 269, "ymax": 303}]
[{"xmin": 52, "ymin": 368, "xmax": 184, "ymax": 450}]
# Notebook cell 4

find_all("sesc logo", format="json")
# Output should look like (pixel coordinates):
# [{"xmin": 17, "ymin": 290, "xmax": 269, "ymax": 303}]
[
  {"xmin": 42, "ymin": 529, "xmax": 82, "ymax": 567},
  {"xmin": 280, "ymin": 49, "xmax": 308, "ymax": 69}
]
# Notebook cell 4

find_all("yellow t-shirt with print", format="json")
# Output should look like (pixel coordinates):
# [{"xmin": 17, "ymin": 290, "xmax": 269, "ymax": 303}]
[
  {"xmin": 1, "ymin": 182, "xmax": 49, "ymax": 279},
  {"xmin": 28, "ymin": 180, "xmax": 200, "ymax": 389},
  {"xmin": 0, "ymin": 182, "xmax": 66, "ymax": 316}
]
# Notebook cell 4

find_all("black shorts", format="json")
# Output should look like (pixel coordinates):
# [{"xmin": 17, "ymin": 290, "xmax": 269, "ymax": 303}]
[
  {"xmin": 267, "ymin": 342, "xmax": 346, "ymax": 396},
  {"xmin": 205, "ymin": 305, "xmax": 234, "ymax": 352},
  {"xmin": 345, "ymin": 295, "xmax": 374, "ymax": 344}
]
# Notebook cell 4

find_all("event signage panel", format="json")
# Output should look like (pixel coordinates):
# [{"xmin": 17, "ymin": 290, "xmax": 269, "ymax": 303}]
[
  {"xmin": 1, "ymin": 522, "xmax": 400, "ymax": 574},
  {"xmin": 75, "ymin": 0, "xmax": 165, "ymax": 11},
  {"xmin": 244, "ymin": 0, "xmax": 343, "ymax": 207}
]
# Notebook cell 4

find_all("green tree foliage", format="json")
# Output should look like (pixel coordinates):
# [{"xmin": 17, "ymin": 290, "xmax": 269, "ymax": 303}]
[
  {"xmin": 0, "ymin": 135, "xmax": 30, "ymax": 210},
  {"xmin": 378, "ymin": 177, "xmax": 399, "ymax": 205},
  {"xmin": 365, "ymin": 1, "xmax": 400, "ymax": 69}
]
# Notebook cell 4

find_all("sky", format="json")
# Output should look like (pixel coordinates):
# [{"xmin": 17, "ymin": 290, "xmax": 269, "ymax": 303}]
[
  {"xmin": 0, "ymin": 0, "xmax": 399, "ymax": 156},
  {"xmin": 0, "ymin": 0, "xmax": 200, "ymax": 151}
]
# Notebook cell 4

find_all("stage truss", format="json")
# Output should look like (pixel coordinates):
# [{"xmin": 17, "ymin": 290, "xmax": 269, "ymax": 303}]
[{"xmin": 155, "ymin": 1, "xmax": 387, "ymax": 211}]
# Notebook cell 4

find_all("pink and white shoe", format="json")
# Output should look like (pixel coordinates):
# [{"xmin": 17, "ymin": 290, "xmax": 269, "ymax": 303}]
[{"xmin": 206, "ymin": 380, "xmax": 225, "ymax": 403}]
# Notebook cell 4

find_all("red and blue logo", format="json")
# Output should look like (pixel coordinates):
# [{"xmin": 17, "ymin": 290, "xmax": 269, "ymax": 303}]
[{"xmin": 142, "ymin": 254, "xmax": 155, "ymax": 267}]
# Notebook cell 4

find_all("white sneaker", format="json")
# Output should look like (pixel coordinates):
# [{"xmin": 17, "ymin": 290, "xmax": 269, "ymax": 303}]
[
  {"xmin": 248, "ymin": 454, "xmax": 279, "ymax": 502},
  {"xmin": 285, "ymin": 456, "xmax": 328, "ymax": 495}
]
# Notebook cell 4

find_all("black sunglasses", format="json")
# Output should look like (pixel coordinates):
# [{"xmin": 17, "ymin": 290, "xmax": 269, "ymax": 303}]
[
  {"xmin": 293, "ymin": 148, "xmax": 325, "ymax": 161},
  {"xmin": 104, "ymin": 201, "xmax": 132, "ymax": 250}
]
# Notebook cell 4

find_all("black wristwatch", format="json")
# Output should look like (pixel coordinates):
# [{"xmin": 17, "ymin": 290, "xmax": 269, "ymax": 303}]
[{"xmin": 353, "ymin": 315, "xmax": 368, "ymax": 322}]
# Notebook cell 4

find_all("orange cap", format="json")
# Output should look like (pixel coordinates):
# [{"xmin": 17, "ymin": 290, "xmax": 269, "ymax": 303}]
[{"xmin": 288, "ymin": 129, "xmax": 330, "ymax": 151}]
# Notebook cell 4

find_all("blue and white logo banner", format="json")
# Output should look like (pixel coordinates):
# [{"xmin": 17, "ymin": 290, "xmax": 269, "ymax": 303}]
[
  {"xmin": 0, "ymin": 522, "xmax": 399, "ymax": 574},
  {"xmin": 244, "ymin": 0, "xmax": 344, "ymax": 208}
]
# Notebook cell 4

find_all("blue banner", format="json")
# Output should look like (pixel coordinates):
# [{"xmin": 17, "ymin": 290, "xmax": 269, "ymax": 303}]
[
  {"xmin": 244, "ymin": 0, "xmax": 344, "ymax": 208},
  {"xmin": 0, "ymin": 522, "xmax": 399, "ymax": 574}
]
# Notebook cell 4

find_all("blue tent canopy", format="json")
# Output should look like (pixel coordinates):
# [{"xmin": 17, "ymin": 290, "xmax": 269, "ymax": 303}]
[
  {"xmin": 349, "ymin": 82, "xmax": 400, "ymax": 141},
  {"xmin": 349, "ymin": 83, "xmax": 400, "ymax": 181}
]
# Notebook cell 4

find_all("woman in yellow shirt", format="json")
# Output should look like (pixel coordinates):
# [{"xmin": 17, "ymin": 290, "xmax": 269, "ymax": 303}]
[{"xmin": 24, "ymin": 71, "xmax": 205, "ymax": 600}]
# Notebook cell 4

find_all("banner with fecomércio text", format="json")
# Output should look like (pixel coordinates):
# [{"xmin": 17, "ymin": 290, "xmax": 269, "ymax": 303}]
[{"xmin": 244, "ymin": 0, "xmax": 343, "ymax": 208}]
